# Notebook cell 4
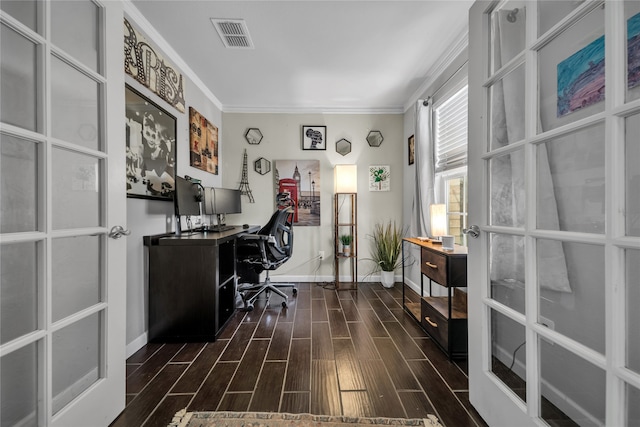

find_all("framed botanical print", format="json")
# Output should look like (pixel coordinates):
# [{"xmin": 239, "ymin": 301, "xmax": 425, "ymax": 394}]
[
  {"xmin": 369, "ymin": 165, "xmax": 390, "ymax": 191},
  {"xmin": 125, "ymin": 84, "xmax": 176, "ymax": 200},
  {"xmin": 302, "ymin": 125, "xmax": 327, "ymax": 150}
]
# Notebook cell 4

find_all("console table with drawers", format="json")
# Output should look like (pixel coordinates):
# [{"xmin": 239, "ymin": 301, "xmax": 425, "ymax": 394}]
[{"xmin": 402, "ymin": 237, "xmax": 468, "ymax": 359}]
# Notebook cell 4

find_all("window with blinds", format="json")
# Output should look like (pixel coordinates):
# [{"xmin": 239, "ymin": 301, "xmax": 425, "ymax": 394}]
[{"xmin": 434, "ymin": 85, "xmax": 468, "ymax": 172}]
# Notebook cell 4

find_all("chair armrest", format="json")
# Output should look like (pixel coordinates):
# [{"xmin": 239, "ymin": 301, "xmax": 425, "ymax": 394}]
[{"xmin": 238, "ymin": 234, "xmax": 269, "ymax": 242}]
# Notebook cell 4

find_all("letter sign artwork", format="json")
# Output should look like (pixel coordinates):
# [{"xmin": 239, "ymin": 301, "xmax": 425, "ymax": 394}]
[{"xmin": 124, "ymin": 18, "xmax": 186, "ymax": 113}]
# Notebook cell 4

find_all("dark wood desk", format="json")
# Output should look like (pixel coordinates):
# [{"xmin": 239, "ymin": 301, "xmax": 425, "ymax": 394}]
[{"xmin": 144, "ymin": 226, "xmax": 259, "ymax": 342}]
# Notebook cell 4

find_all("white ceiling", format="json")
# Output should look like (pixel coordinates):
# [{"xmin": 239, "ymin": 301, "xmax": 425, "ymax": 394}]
[{"xmin": 128, "ymin": 0, "xmax": 474, "ymax": 113}]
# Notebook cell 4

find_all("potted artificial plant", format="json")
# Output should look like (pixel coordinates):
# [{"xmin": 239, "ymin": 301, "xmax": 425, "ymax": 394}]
[
  {"xmin": 368, "ymin": 220, "xmax": 404, "ymax": 288},
  {"xmin": 339, "ymin": 234, "xmax": 353, "ymax": 255}
]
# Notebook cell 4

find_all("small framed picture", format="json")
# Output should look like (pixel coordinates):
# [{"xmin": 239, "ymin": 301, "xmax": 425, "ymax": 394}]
[
  {"xmin": 408, "ymin": 134, "xmax": 415, "ymax": 165},
  {"xmin": 302, "ymin": 125, "xmax": 327, "ymax": 150},
  {"xmin": 369, "ymin": 165, "xmax": 390, "ymax": 192}
]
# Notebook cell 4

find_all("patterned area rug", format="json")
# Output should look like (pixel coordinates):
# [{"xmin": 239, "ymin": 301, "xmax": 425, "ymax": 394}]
[{"xmin": 168, "ymin": 410, "xmax": 444, "ymax": 427}]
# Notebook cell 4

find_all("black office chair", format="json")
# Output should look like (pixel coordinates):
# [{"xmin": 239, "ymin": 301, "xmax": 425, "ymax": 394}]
[{"xmin": 236, "ymin": 207, "xmax": 297, "ymax": 311}]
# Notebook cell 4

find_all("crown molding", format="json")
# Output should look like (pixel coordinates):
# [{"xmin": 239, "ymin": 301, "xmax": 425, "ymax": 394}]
[
  {"xmin": 403, "ymin": 26, "xmax": 469, "ymax": 113},
  {"xmin": 123, "ymin": 0, "xmax": 224, "ymax": 111},
  {"xmin": 222, "ymin": 105, "xmax": 404, "ymax": 115}
]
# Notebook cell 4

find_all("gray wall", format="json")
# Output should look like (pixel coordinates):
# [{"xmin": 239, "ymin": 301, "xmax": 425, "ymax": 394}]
[
  {"xmin": 401, "ymin": 50, "xmax": 469, "ymax": 293},
  {"xmin": 220, "ymin": 112, "xmax": 404, "ymax": 283},
  {"xmin": 123, "ymin": 13, "xmax": 405, "ymax": 353},
  {"xmin": 124, "ymin": 13, "xmax": 224, "ymax": 352}
]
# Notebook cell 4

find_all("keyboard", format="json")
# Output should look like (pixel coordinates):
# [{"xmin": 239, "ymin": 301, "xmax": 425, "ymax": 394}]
[{"xmin": 211, "ymin": 225, "xmax": 235, "ymax": 232}]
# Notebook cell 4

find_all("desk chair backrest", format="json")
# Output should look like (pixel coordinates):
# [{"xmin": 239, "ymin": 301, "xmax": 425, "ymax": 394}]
[{"xmin": 259, "ymin": 207, "xmax": 294, "ymax": 265}]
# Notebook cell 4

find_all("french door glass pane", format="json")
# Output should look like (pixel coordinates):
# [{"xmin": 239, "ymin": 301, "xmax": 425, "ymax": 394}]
[
  {"xmin": 51, "ymin": 148, "xmax": 101, "ymax": 230},
  {"xmin": 51, "ymin": 0, "xmax": 99, "ymax": 73},
  {"xmin": 51, "ymin": 56, "xmax": 100, "ymax": 151},
  {"xmin": 490, "ymin": 233, "xmax": 525, "ymax": 315},
  {"xmin": 0, "ymin": 133, "xmax": 39, "ymax": 233},
  {"xmin": 538, "ymin": 6, "xmax": 604, "ymax": 133},
  {"xmin": 489, "ymin": 149, "xmax": 525, "ymax": 228},
  {"xmin": 490, "ymin": 2, "xmax": 525, "ymax": 75},
  {"xmin": 537, "ymin": 124, "xmax": 605, "ymax": 234},
  {"xmin": 539, "ymin": 240, "xmax": 604, "ymax": 354},
  {"xmin": 52, "ymin": 236, "xmax": 101, "ymax": 322},
  {"xmin": 448, "ymin": 214, "xmax": 466, "ymax": 246},
  {"xmin": 0, "ymin": 0, "xmax": 39, "ymax": 33},
  {"xmin": 626, "ymin": 113, "xmax": 640, "ymax": 237},
  {"xmin": 489, "ymin": 65, "xmax": 525, "ymax": 150},
  {"xmin": 1, "ymin": 241, "xmax": 39, "ymax": 345},
  {"xmin": 540, "ymin": 339, "xmax": 605, "ymax": 426},
  {"xmin": 538, "ymin": 1, "xmax": 583, "ymax": 37},
  {"xmin": 626, "ymin": 1, "xmax": 640, "ymax": 102},
  {"xmin": 491, "ymin": 309, "xmax": 526, "ymax": 403},
  {"xmin": 627, "ymin": 383, "xmax": 640, "ymax": 426},
  {"xmin": 627, "ymin": 249, "xmax": 640, "ymax": 374},
  {"xmin": 0, "ymin": 23, "xmax": 38, "ymax": 132},
  {"xmin": 0, "ymin": 342, "xmax": 39, "ymax": 427},
  {"xmin": 52, "ymin": 312, "xmax": 101, "ymax": 414}
]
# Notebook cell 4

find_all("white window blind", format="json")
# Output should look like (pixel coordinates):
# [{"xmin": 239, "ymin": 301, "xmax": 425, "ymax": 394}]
[{"xmin": 435, "ymin": 85, "xmax": 468, "ymax": 172}]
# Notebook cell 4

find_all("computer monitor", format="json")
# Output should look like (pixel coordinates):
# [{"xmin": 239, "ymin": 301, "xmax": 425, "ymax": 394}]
[
  {"xmin": 203, "ymin": 187, "xmax": 241, "ymax": 231},
  {"xmin": 174, "ymin": 175, "xmax": 201, "ymax": 217}
]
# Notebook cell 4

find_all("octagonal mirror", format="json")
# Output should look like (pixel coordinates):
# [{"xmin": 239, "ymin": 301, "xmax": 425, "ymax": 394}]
[
  {"xmin": 254, "ymin": 157, "xmax": 271, "ymax": 175},
  {"xmin": 245, "ymin": 128, "xmax": 263, "ymax": 145},
  {"xmin": 336, "ymin": 138, "xmax": 351, "ymax": 156},
  {"xmin": 366, "ymin": 130, "xmax": 384, "ymax": 147}
]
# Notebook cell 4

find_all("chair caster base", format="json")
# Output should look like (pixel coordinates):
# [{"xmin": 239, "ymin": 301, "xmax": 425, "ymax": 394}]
[{"xmin": 240, "ymin": 304, "xmax": 254, "ymax": 312}]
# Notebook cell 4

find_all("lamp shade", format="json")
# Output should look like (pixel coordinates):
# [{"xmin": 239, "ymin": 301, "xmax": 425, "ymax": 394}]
[
  {"xmin": 334, "ymin": 164, "xmax": 357, "ymax": 193},
  {"xmin": 430, "ymin": 204, "xmax": 447, "ymax": 237}
]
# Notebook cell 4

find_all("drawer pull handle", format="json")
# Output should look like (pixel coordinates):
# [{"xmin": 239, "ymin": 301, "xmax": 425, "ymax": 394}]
[
  {"xmin": 425, "ymin": 317, "xmax": 438, "ymax": 328},
  {"xmin": 425, "ymin": 262, "xmax": 438, "ymax": 269}
]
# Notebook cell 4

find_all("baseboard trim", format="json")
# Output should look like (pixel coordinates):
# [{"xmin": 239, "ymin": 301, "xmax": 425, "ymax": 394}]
[
  {"xmin": 126, "ymin": 332, "xmax": 148, "ymax": 358},
  {"xmin": 269, "ymin": 274, "xmax": 414, "ymax": 286}
]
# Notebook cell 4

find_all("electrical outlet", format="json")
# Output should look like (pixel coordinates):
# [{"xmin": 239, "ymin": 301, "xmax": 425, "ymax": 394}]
[
  {"xmin": 539, "ymin": 315, "xmax": 555, "ymax": 346},
  {"xmin": 539, "ymin": 315, "xmax": 555, "ymax": 330},
  {"xmin": 318, "ymin": 251, "xmax": 325, "ymax": 259}
]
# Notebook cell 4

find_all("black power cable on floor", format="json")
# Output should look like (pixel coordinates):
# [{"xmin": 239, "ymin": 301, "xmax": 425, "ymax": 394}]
[{"xmin": 509, "ymin": 341, "xmax": 526, "ymax": 371}]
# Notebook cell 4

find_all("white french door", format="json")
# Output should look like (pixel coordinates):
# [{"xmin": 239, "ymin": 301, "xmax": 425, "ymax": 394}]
[
  {"xmin": 468, "ymin": 1, "xmax": 640, "ymax": 426},
  {"xmin": 0, "ymin": 1, "xmax": 126, "ymax": 426}
]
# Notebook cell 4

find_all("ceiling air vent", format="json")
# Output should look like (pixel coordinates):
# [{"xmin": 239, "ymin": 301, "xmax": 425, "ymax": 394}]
[{"xmin": 211, "ymin": 18, "xmax": 254, "ymax": 49}]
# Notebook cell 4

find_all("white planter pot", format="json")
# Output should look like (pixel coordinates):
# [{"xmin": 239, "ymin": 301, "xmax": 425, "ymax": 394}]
[{"xmin": 380, "ymin": 270, "xmax": 395, "ymax": 288}]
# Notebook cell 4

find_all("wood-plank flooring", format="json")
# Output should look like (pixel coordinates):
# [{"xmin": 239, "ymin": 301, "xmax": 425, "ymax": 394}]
[{"xmin": 110, "ymin": 282, "xmax": 488, "ymax": 427}]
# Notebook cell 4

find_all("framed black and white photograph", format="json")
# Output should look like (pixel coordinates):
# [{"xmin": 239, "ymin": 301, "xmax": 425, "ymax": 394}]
[
  {"xmin": 125, "ymin": 84, "xmax": 176, "ymax": 201},
  {"xmin": 302, "ymin": 125, "xmax": 327, "ymax": 150}
]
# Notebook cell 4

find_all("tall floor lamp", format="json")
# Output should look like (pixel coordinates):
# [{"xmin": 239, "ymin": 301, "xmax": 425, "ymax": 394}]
[{"xmin": 334, "ymin": 165, "xmax": 358, "ymax": 289}]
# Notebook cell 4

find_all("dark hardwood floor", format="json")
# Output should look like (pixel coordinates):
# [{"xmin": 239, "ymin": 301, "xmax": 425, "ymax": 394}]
[{"xmin": 110, "ymin": 282, "xmax": 488, "ymax": 427}]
